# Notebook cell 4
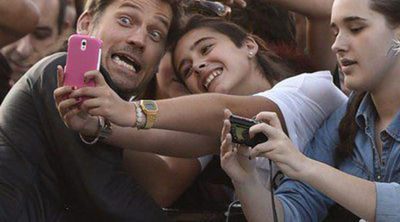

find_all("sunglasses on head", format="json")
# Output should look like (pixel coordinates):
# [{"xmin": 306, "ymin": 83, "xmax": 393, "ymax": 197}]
[{"xmin": 185, "ymin": 0, "xmax": 231, "ymax": 18}]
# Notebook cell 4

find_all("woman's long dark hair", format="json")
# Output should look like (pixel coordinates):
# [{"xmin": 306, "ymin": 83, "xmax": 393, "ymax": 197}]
[
  {"xmin": 334, "ymin": 0, "xmax": 400, "ymax": 166},
  {"xmin": 171, "ymin": 15, "xmax": 294, "ymax": 86}
]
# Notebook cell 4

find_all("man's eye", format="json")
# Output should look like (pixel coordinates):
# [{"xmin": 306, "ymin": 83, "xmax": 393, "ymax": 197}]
[
  {"xmin": 149, "ymin": 30, "xmax": 162, "ymax": 42},
  {"xmin": 119, "ymin": 16, "xmax": 132, "ymax": 26},
  {"xmin": 33, "ymin": 29, "xmax": 52, "ymax": 40}
]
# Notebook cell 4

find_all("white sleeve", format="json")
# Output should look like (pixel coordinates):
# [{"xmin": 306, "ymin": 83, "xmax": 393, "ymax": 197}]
[{"xmin": 254, "ymin": 71, "xmax": 348, "ymax": 151}]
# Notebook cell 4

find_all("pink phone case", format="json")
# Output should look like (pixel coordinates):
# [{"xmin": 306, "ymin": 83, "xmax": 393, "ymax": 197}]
[{"xmin": 64, "ymin": 34, "xmax": 102, "ymax": 88}]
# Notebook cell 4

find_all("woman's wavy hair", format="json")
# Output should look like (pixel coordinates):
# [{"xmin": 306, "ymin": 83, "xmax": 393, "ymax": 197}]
[
  {"xmin": 335, "ymin": 0, "xmax": 400, "ymax": 166},
  {"xmin": 171, "ymin": 15, "xmax": 294, "ymax": 86}
]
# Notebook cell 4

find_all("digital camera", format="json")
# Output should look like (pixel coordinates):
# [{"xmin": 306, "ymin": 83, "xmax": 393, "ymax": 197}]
[{"xmin": 229, "ymin": 114, "xmax": 268, "ymax": 147}]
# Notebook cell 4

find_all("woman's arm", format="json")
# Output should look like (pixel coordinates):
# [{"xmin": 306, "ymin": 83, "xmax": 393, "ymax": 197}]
[
  {"xmin": 302, "ymin": 159, "xmax": 376, "ymax": 221},
  {"xmin": 0, "ymin": 0, "xmax": 40, "ymax": 47},
  {"xmin": 249, "ymin": 112, "xmax": 376, "ymax": 221}
]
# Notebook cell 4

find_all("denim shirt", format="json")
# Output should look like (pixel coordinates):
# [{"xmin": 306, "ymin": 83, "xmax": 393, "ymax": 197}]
[{"xmin": 275, "ymin": 93, "xmax": 400, "ymax": 222}]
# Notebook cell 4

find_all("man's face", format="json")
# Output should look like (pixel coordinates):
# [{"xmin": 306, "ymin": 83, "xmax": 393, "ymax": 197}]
[
  {"xmin": 79, "ymin": 0, "xmax": 173, "ymax": 95},
  {"xmin": 1, "ymin": 0, "xmax": 60, "ymax": 84}
]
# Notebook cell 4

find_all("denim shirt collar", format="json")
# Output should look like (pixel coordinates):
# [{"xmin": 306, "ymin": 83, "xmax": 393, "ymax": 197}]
[{"xmin": 355, "ymin": 93, "xmax": 400, "ymax": 142}]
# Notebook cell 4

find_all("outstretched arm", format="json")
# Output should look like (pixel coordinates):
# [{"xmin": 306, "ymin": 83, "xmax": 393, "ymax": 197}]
[
  {"xmin": 54, "ymin": 68, "xmax": 284, "ymax": 157},
  {"xmin": 0, "ymin": 0, "xmax": 40, "ymax": 47}
]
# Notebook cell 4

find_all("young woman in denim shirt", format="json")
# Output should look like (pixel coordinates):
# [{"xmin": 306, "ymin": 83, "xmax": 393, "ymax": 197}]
[{"xmin": 220, "ymin": 0, "xmax": 400, "ymax": 221}]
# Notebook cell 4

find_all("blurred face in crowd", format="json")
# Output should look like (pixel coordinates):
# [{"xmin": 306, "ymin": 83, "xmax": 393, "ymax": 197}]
[
  {"xmin": 174, "ymin": 27, "xmax": 263, "ymax": 95},
  {"xmin": 156, "ymin": 52, "xmax": 189, "ymax": 98},
  {"xmin": 77, "ymin": 0, "xmax": 173, "ymax": 95},
  {"xmin": 1, "ymin": 0, "xmax": 60, "ymax": 85},
  {"xmin": 331, "ymin": 0, "xmax": 400, "ymax": 93}
]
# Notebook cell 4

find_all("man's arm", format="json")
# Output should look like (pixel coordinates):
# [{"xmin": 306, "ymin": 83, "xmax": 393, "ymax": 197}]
[{"xmin": 0, "ymin": 0, "xmax": 40, "ymax": 47}]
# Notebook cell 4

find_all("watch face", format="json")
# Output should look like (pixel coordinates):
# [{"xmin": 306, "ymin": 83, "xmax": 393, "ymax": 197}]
[{"xmin": 145, "ymin": 102, "xmax": 156, "ymax": 110}]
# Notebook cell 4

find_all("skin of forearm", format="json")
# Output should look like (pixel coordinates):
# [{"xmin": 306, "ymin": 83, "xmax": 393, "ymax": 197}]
[
  {"xmin": 155, "ymin": 93, "xmax": 283, "ymax": 136},
  {"xmin": 303, "ymin": 159, "xmax": 376, "ymax": 221},
  {"xmin": 233, "ymin": 178, "xmax": 285, "ymax": 222}
]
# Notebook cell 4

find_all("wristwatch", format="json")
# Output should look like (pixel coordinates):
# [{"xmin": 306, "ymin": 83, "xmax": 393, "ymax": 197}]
[{"xmin": 139, "ymin": 100, "xmax": 158, "ymax": 129}]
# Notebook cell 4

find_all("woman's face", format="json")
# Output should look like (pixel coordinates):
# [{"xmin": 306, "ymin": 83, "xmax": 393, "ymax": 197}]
[
  {"xmin": 331, "ymin": 0, "xmax": 400, "ymax": 92},
  {"xmin": 173, "ymin": 27, "xmax": 258, "ymax": 95}
]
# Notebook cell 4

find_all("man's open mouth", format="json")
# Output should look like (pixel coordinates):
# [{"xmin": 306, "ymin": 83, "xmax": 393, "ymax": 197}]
[{"xmin": 112, "ymin": 53, "xmax": 142, "ymax": 73}]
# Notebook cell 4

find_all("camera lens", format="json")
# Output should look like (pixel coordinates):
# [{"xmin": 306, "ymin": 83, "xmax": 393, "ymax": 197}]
[{"xmin": 82, "ymin": 40, "xmax": 87, "ymax": 46}]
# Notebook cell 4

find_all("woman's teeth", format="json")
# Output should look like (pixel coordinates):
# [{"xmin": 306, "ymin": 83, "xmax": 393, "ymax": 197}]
[
  {"xmin": 113, "ymin": 56, "xmax": 136, "ymax": 72},
  {"xmin": 204, "ymin": 69, "xmax": 222, "ymax": 89}
]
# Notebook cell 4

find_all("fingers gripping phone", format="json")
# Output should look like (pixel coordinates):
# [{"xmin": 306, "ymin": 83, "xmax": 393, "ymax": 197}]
[
  {"xmin": 63, "ymin": 34, "xmax": 102, "ymax": 89},
  {"xmin": 229, "ymin": 114, "xmax": 268, "ymax": 148}
]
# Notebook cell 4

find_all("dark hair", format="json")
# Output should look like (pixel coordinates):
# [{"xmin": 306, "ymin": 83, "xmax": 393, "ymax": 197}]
[
  {"xmin": 335, "ymin": 0, "xmax": 400, "ymax": 166},
  {"xmin": 171, "ymin": 15, "xmax": 293, "ymax": 86},
  {"xmin": 84, "ymin": 0, "xmax": 181, "ymax": 46},
  {"xmin": 57, "ymin": 0, "xmax": 67, "ymax": 35},
  {"xmin": 229, "ymin": 0, "xmax": 296, "ymax": 47}
]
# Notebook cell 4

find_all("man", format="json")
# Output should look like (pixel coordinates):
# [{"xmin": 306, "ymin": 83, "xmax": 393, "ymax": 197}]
[
  {"xmin": 0, "ymin": 0, "xmax": 178, "ymax": 221},
  {"xmin": 1, "ymin": 0, "xmax": 67, "ymax": 87},
  {"xmin": 0, "ymin": 0, "xmax": 40, "ymax": 102}
]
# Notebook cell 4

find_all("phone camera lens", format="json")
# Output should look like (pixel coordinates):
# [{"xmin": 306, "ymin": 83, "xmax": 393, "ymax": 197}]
[{"xmin": 82, "ymin": 40, "xmax": 87, "ymax": 46}]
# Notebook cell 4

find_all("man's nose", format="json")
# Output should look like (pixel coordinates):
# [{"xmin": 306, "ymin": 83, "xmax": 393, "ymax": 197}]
[
  {"xmin": 14, "ymin": 36, "xmax": 33, "ymax": 60},
  {"xmin": 127, "ymin": 26, "xmax": 146, "ymax": 53}
]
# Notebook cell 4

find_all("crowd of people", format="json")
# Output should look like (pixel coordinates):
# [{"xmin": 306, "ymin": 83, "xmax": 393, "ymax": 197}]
[{"xmin": 0, "ymin": 0, "xmax": 400, "ymax": 221}]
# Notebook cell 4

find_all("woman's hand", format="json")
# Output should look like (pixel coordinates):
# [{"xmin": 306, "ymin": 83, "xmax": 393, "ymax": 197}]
[
  {"xmin": 69, "ymin": 71, "xmax": 136, "ymax": 127},
  {"xmin": 53, "ymin": 66, "xmax": 98, "ymax": 136},
  {"xmin": 220, "ymin": 109, "xmax": 258, "ymax": 185},
  {"xmin": 249, "ymin": 112, "xmax": 311, "ymax": 180}
]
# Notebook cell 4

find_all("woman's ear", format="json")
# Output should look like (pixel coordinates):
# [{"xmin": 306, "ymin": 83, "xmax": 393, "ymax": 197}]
[
  {"xmin": 76, "ymin": 11, "xmax": 93, "ymax": 35},
  {"xmin": 243, "ymin": 36, "xmax": 259, "ymax": 58}
]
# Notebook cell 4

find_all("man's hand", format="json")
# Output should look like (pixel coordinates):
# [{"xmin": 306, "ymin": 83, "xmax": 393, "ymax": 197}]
[
  {"xmin": 69, "ymin": 71, "xmax": 136, "ymax": 127},
  {"xmin": 53, "ymin": 66, "xmax": 98, "ymax": 136}
]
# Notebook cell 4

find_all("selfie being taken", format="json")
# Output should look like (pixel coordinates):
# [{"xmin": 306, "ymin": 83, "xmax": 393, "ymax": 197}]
[{"xmin": 1, "ymin": 0, "xmax": 399, "ymax": 222}]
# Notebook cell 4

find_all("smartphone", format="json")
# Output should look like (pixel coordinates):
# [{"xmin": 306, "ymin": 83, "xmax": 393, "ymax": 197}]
[
  {"xmin": 63, "ymin": 34, "xmax": 102, "ymax": 89},
  {"xmin": 229, "ymin": 114, "xmax": 268, "ymax": 147}
]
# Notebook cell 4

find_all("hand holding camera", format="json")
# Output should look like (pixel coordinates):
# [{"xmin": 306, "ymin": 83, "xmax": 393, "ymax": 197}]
[{"xmin": 229, "ymin": 114, "xmax": 268, "ymax": 147}]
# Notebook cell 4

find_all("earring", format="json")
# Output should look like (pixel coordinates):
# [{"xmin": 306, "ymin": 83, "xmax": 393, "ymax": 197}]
[
  {"xmin": 248, "ymin": 51, "xmax": 254, "ymax": 58},
  {"xmin": 392, "ymin": 38, "xmax": 400, "ymax": 56}
]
